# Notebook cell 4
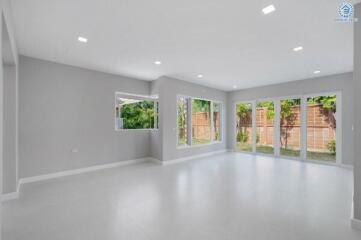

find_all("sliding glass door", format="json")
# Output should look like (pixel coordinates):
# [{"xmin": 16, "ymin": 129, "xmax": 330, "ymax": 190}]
[
  {"xmin": 235, "ymin": 93, "xmax": 339, "ymax": 164},
  {"xmin": 236, "ymin": 103, "xmax": 253, "ymax": 152},
  {"xmin": 306, "ymin": 95, "xmax": 337, "ymax": 162},
  {"xmin": 280, "ymin": 99, "xmax": 301, "ymax": 157},
  {"xmin": 256, "ymin": 101, "xmax": 274, "ymax": 154}
]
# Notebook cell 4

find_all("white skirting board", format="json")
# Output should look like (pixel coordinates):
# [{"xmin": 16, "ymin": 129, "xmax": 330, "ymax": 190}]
[
  {"xmin": 1, "ymin": 157, "xmax": 151, "ymax": 202},
  {"xmin": 352, "ymin": 218, "xmax": 361, "ymax": 231},
  {"xmin": 1, "ymin": 191, "xmax": 20, "ymax": 202},
  {"xmin": 1, "ymin": 151, "xmax": 229, "ymax": 202},
  {"xmin": 19, "ymin": 157, "xmax": 151, "ymax": 185},
  {"xmin": 351, "ymin": 199, "xmax": 361, "ymax": 231}
]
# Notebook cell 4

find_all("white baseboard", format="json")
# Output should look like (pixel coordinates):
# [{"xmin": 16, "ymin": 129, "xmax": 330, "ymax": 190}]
[
  {"xmin": 1, "ymin": 191, "xmax": 19, "ymax": 202},
  {"xmin": 19, "ymin": 157, "xmax": 151, "ymax": 185},
  {"xmin": 352, "ymin": 218, "xmax": 361, "ymax": 231},
  {"xmin": 340, "ymin": 164, "xmax": 353, "ymax": 170},
  {"xmin": 5, "ymin": 151, "xmax": 231, "ymax": 201},
  {"xmin": 148, "ymin": 158, "xmax": 162, "ymax": 164},
  {"xmin": 351, "ymin": 198, "xmax": 361, "ymax": 231},
  {"xmin": 161, "ymin": 149, "xmax": 227, "ymax": 165}
]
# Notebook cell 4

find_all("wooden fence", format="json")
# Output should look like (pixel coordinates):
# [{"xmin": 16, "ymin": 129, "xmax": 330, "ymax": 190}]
[{"xmin": 236, "ymin": 104, "xmax": 335, "ymax": 152}]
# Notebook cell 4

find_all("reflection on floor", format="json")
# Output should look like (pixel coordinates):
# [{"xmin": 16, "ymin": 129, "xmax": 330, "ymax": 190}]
[{"xmin": 3, "ymin": 153, "xmax": 360, "ymax": 240}]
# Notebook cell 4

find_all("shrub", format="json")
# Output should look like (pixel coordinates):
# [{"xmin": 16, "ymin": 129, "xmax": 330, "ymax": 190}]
[
  {"xmin": 327, "ymin": 139, "xmax": 336, "ymax": 155},
  {"xmin": 237, "ymin": 131, "xmax": 249, "ymax": 143}
]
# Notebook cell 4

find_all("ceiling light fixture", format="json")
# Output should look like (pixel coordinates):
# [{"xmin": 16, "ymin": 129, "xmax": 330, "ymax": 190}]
[
  {"xmin": 314, "ymin": 70, "xmax": 321, "ymax": 74},
  {"xmin": 197, "ymin": 74, "xmax": 203, "ymax": 78},
  {"xmin": 293, "ymin": 46, "xmax": 303, "ymax": 52},
  {"xmin": 154, "ymin": 61, "xmax": 162, "ymax": 65},
  {"xmin": 262, "ymin": 5, "xmax": 276, "ymax": 15},
  {"xmin": 77, "ymin": 36, "xmax": 88, "ymax": 43},
  {"xmin": 233, "ymin": 85, "xmax": 238, "ymax": 89}
]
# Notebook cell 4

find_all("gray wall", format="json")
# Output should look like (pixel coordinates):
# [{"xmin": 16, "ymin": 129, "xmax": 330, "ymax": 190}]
[
  {"xmin": 19, "ymin": 56, "xmax": 151, "ymax": 178},
  {"xmin": 3, "ymin": 64, "xmax": 17, "ymax": 193},
  {"xmin": 1, "ymin": 0, "xmax": 19, "ymax": 237},
  {"xmin": 159, "ymin": 76, "xmax": 227, "ymax": 162},
  {"xmin": 354, "ymin": 2, "xmax": 361, "ymax": 221},
  {"xmin": 227, "ymin": 72, "xmax": 354, "ymax": 166}
]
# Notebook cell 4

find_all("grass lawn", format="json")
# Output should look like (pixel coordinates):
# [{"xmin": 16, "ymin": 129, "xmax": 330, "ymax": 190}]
[
  {"xmin": 236, "ymin": 143, "xmax": 335, "ymax": 162},
  {"xmin": 256, "ymin": 145, "xmax": 274, "ymax": 154},
  {"xmin": 307, "ymin": 151, "xmax": 335, "ymax": 162},
  {"xmin": 192, "ymin": 138, "xmax": 211, "ymax": 145},
  {"xmin": 236, "ymin": 142, "xmax": 252, "ymax": 152}
]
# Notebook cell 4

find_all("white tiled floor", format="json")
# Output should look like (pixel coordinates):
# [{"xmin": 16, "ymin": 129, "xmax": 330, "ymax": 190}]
[{"xmin": 3, "ymin": 152, "xmax": 361, "ymax": 240}]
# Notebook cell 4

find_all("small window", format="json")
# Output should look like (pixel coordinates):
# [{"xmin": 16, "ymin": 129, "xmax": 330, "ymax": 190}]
[
  {"xmin": 115, "ymin": 93, "xmax": 158, "ymax": 130},
  {"xmin": 177, "ymin": 96, "xmax": 189, "ymax": 146},
  {"xmin": 213, "ymin": 102, "xmax": 221, "ymax": 141},
  {"xmin": 192, "ymin": 99, "xmax": 211, "ymax": 145}
]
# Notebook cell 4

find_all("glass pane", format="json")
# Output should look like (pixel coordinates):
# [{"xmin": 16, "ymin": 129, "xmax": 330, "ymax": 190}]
[
  {"xmin": 280, "ymin": 99, "xmax": 301, "ymax": 157},
  {"xmin": 307, "ymin": 95, "xmax": 336, "ymax": 162},
  {"xmin": 177, "ymin": 97, "xmax": 188, "ymax": 146},
  {"xmin": 236, "ymin": 103, "xmax": 253, "ymax": 152},
  {"xmin": 192, "ymin": 99, "xmax": 211, "ymax": 145},
  {"xmin": 256, "ymin": 101, "xmax": 274, "ymax": 154},
  {"xmin": 213, "ymin": 102, "xmax": 221, "ymax": 141},
  {"xmin": 117, "ymin": 99, "xmax": 155, "ymax": 129}
]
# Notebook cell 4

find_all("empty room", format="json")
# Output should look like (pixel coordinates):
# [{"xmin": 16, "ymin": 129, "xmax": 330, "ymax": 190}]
[{"xmin": 1, "ymin": 0, "xmax": 361, "ymax": 239}]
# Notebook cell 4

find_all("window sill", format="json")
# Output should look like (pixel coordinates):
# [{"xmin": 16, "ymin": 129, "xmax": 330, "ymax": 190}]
[{"xmin": 115, "ymin": 129, "xmax": 159, "ymax": 132}]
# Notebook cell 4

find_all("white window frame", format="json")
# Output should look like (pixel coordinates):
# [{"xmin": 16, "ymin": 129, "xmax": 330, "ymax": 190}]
[
  {"xmin": 115, "ymin": 92, "xmax": 159, "ymax": 131},
  {"xmin": 177, "ymin": 95, "xmax": 223, "ymax": 148},
  {"xmin": 234, "ymin": 91, "xmax": 342, "ymax": 166}
]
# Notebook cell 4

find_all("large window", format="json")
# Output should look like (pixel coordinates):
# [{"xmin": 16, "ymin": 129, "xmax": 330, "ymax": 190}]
[
  {"xmin": 280, "ymin": 99, "xmax": 301, "ymax": 157},
  {"xmin": 256, "ymin": 101, "xmax": 274, "ymax": 154},
  {"xmin": 236, "ymin": 103, "xmax": 253, "ymax": 152},
  {"xmin": 177, "ymin": 96, "xmax": 222, "ymax": 147},
  {"xmin": 307, "ymin": 95, "xmax": 336, "ymax": 162},
  {"xmin": 115, "ymin": 93, "xmax": 158, "ymax": 130}
]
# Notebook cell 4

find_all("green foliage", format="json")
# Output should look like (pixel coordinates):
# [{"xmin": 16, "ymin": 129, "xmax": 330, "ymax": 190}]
[
  {"xmin": 192, "ymin": 99, "xmax": 210, "ymax": 113},
  {"xmin": 257, "ymin": 101, "xmax": 274, "ymax": 119},
  {"xmin": 327, "ymin": 139, "xmax": 336, "ymax": 155},
  {"xmin": 256, "ymin": 133, "xmax": 260, "ymax": 143},
  {"xmin": 120, "ymin": 100, "xmax": 155, "ymax": 129},
  {"xmin": 237, "ymin": 131, "xmax": 249, "ymax": 143},
  {"xmin": 307, "ymin": 95, "xmax": 336, "ymax": 111},
  {"xmin": 236, "ymin": 103, "xmax": 252, "ymax": 118}
]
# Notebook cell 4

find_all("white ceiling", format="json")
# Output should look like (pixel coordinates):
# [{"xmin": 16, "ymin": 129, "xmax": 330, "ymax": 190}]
[{"xmin": 12, "ymin": 0, "xmax": 360, "ymax": 91}]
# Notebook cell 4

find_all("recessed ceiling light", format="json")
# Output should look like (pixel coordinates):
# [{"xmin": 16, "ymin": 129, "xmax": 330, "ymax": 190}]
[
  {"xmin": 233, "ymin": 85, "xmax": 238, "ymax": 89},
  {"xmin": 77, "ymin": 36, "xmax": 88, "ymax": 43},
  {"xmin": 197, "ymin": 74, "xmax": 203, "ymax": 78},
  {"xmin": 154, "ymin": 61, "xmax": 162, "ymax": 65},
  {"xmin": 262, "ymin": 5, "xmax": 276, "ymax": 15},
  {"xmin": 293, "ymin": 46, "xmax": 303, "ymax": 52},
  {"xmin": 314, "ymin": 70, "xmax": 321, "ymax": 74}
]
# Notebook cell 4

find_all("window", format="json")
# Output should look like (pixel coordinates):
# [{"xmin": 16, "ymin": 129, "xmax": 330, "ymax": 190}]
[
  {"xmin": 307, "ymin": 95, "xmax": 336, "ymax": 162},
  {"xmin": 213, "ymin": 102, "xmax": 221, "ymax": 141},
  {"xmin": 236, "ymin": 103, "xmax": 253, "ymax": 152},
  {"xmin": 177, "ymin": 96, "xmax": 222, "ymax": 147},
  {"xmin": 256, "ymin": 101, "xmax": 274, "ymax": 154},
  {"xmin": 280, "ymin": 98, "xmax": 301, "ymax": 157},
  {"xmin": 177, "ymin": 96, "xmax": 188, "ymax": 146},
  {"xmin": 115, "ymin": 93, "xmax": 158, "ymax": 130}
]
